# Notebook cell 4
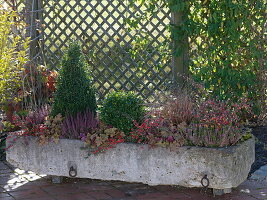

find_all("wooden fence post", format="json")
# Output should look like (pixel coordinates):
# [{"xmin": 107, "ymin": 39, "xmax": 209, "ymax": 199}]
[
  {"xmin": 171, "ymin": 11, "xmax": 189, "ymax": 88},
  {"xmin": 36, "ymin": 0, "xmax": 44, "ymax": 62},
  {"xmin": 25, "ymin": 0, "xmax": 42, "ymax": 61}
]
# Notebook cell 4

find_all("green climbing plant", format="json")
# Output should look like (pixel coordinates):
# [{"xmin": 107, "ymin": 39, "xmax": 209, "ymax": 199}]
[{"xmin": 127, "ymin": 0, "xmax": 266, "ymax": 117}]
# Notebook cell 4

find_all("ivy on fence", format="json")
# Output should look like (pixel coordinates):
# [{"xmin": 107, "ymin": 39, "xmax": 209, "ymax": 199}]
[{"xmin": 128, "ymin": 0, "xmax": 266, "ymax": 118}]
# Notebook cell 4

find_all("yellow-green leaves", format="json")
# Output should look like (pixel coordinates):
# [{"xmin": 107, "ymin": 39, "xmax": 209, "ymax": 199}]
[{"xmin": 0, "ymin": 6, "xmax": 29, "ymax": 104}]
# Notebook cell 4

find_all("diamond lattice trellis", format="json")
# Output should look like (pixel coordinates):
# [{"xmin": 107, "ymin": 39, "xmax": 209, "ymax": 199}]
[{"xmin": 40, "ymin": 0, "xmax": 172, "ymax": 102}]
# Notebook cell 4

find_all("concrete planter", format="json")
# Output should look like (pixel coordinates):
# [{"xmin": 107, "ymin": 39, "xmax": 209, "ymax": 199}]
[{"xmin": 6, "ymin": 136, "xmax": 255, "ymax": 194}]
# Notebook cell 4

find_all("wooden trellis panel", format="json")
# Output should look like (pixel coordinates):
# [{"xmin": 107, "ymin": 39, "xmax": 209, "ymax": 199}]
[{"xmin": 40, "ymin": 0, "xmax": 172, "ymax": 102}]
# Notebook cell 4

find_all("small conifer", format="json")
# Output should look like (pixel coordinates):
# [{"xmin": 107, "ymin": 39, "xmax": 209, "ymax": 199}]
[{"xmin": 51, "ymin": 42, "xmax": 96, "ymax": 117}]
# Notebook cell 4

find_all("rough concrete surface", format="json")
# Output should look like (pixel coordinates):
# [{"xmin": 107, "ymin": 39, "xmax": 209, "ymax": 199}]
[{"xmin": 6, "ymin": 136, "xmax": 255, "ymax": 190}]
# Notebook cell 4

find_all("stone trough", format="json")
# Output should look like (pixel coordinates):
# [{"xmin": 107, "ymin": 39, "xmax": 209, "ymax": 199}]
[{"xmin": 6, "ymin": 136, "xmax": 255, "ymax": 195}]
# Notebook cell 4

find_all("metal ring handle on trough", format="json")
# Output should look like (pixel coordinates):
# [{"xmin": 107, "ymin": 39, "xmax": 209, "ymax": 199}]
[
  {"xmin": 69, "ymin": 166, "xmax": 77, "ymax": 177},
  {"xmin": 201, "ymin": 174, "xmax": 210, "ymax": 188}
]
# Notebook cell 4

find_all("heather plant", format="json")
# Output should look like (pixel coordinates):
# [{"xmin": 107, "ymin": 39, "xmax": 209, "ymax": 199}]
[
  {"xmin": 11, "ymin": 113, "xmax": 47, "ymax": 139},
  {"xmin": 51, "ymin": 42, "xmax": 96, "ymax": 117},
  {"xmin": 159, "ymin": 93, "xmax": 194, "ymax": 126},
  {"xmin": 99, "ymin": 91, "xmax": 146, "ymax": 135},
  {"xmin": 179, "ymin": 99, "xmax": 249, "ymax": 147},
  {"xmin": 62, "ymin": 110, "xmax": 99, "ymax": 139},
  {"xmin": 181, "ymin": 123, "xmax": 244, "ymax": 148},
  {"xmin": 26, "ymin": 106, "xmax": 50, "ymax": 126},
  {"xmin": 12, "ymin": 106, "xmax": 50, "ymax": 135},
  {"xmin": 6, "ymin": 106, "xmax": 50, "ymax": 149}
]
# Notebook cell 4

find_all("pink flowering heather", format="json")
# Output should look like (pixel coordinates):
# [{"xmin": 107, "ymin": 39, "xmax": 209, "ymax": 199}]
[
  {"xmin": 62, "ymin": 110, "xmax": 99, "ymax": 139},
  {"xmin": 181, "ymin": 99, "xmax": 248, "ymax": 147}
]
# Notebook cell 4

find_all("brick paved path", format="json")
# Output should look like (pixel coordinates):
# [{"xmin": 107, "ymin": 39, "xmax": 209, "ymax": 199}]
[{"xmin": 0, "ymin": 161, "xmax": 266, "ymax": 200}]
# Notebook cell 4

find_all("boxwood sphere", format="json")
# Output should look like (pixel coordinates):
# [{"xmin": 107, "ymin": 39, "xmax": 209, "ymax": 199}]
[{"xmin": 99, "ymin": 91, "xmax": 145, "ymax": 134}]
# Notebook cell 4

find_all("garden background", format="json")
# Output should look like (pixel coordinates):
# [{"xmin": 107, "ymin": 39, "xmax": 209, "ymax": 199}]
[{"xmin": 0, "ymin": 0, "xmax": 266, "ymax": 161}]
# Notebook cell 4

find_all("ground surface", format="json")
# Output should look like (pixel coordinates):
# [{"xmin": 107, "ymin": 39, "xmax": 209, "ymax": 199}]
[{"xmin": 0, "ymin": 161, "xmax": 267, "ymax": 200}]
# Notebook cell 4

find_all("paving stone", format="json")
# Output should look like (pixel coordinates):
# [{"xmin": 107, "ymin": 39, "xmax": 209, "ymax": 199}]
[
  {"xmin": 0, "ymin": 169, "xmax": 13, "ymax": 175},
  {"xmin": 250, "ymin": 174, "xmax": 266, "ymax": 181},
  {"xmin": 0, "ymin": 186, "xmax": 6, "ymax": 193},
  {"xmin": 25, "ymin": 197, "xmax": 56, "ymax": 200},
  {"xmin": 54, "ymin": 193, "xmax": 95, "ymax": 200},
  {"xmin": 136, "ymin": 192, "xmax": 170, "ymax": 200},
  {"xmin": 8, "ymin": 188, "xmax": 49, "ymax": 199},
  {"xmin": 0, "ymin": 192, "xmax": 13, "ymax": 199},
  {"xmin": 246, "ymin": 188, "xmax": 267, "ymax": 200},
  {"xmin": 164, "ymin": 191, "xmax": 191, "ymax": 199},
  {"xmin": 86, "ymin": 191, "xmax": 112, "ymax": 199},
  {"xmin": 0, "ymin": 162, "xmax": 9, "ymax": 171},
  {"xmin": 104, "ymin": 189, "xmax": 126, "ymax": 198},
  {"xmin": 181, "ymin": 189, "xmax": 214, "ymax": 200},
  {"xmin": 0, "ymin": 175, "xmax": 11, "ymax": 185},
  {"xmin": 253, "ymin": 170, "xmax": 267, "ymax": 177},
  {"xmin": 0, "ymin": 197, "xmax": 15, "ymax": 200},
  {"xmin": 259, "ymin": 165, "xmax": 267, "ymax": 172},
  {"xmin": 77, "ymin": 184, "xmax": 114, "ymax": 192},
  {"xmin": 250, "ymin": 165, "xmax": 267, "ymax": 181},
  {"xmin": 41, "ymin": 185, "xmax": 80, "ymax": 195},
  {"xmin": 238, "ymin": 180, "xmax": 267, "ymax": 190}
]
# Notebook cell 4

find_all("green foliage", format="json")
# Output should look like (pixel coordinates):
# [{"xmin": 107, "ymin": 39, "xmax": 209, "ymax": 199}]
[
  {"xmin": 51, "ymin": 42, "xmax": 97, "ymax": 117},
  {"xmin": 127, "ymin": 0, "xmax": 266, "ymax": 115},
  {"xmin": 183, "ymin": 0, "xmax": 266, "ymax": 102},
  {"xmin": 0, "ymin": 6, "xmax": 29, "ymax": 105},
  {"xmin": 1, "ymin": 121, "xmax": 15, "ymax": 132},
  {"xmin": 240, "ymin": 131, "xmax": 253, "ymax": 143},
  {"xmin": 99, "ymin": 91, "xmax": 146, "ymax": 134}
]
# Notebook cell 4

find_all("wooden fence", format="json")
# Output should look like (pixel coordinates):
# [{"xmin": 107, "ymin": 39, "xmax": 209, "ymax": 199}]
[{"xmin": 8, "ymin": 0, "xmax": 188, "ymax": 102}]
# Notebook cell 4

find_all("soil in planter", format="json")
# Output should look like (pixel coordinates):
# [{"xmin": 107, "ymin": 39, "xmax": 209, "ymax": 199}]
[{"xmin": 250, "ymin": 126, "xmax": 267, "ymax": 174}]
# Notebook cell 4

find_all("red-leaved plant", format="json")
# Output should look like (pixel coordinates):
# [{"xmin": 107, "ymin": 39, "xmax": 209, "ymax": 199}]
[
  {"xmin": 6, "ymin": 106, "xmax": 49, "ymax": 149},
  {"xmin": 12, "ymin": 106, "xmax": 49, "ymax": 136},
  {"xmin": 129, "ymin": 116, "xmax": 185, "ymax": 148}
]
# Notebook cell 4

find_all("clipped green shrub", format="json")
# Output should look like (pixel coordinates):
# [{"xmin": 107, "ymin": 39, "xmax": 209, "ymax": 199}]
[
  {"xmin": 99, "ymin": 91, "xmax": 145, "ymax": 135},
  {"xmin": 51, "ymin": 42, "xmax": 96, "ymax": 117}
]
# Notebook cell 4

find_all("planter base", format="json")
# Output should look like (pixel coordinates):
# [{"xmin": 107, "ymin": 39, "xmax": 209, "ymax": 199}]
[
  {"xmin": 51, "ymin": 176, "xmax": 63, "ymax": 184},
  {"xmin": 213, "ymin": 188, "xmax": 232, "ymax": 196},
  {"xmin": 6, "ymin": 137, "xmax": 255, "ymax": 191}
]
